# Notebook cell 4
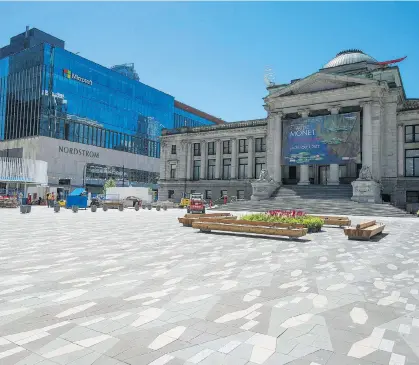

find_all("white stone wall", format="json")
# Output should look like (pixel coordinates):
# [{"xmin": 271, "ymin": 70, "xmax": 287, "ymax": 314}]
[
  {"xmin": 0, "ymin": 137, "xmax": 159, "ymax": 187},
  {"xmin": 159, "ymin": 122, "xmax": 267, "ymax": 200},
  {"xmin": 381, "ymin": 99, "xmax": 398, "ymax": 178}
]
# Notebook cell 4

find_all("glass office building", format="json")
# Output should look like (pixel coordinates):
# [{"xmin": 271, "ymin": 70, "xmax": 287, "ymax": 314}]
[
  {"xmin": 0, "ymin": 43, "xmax": 175, "ymax": 158},
  {"xmin": 0, "ymin": 28, "xmax": 224, "ymax": 193}
]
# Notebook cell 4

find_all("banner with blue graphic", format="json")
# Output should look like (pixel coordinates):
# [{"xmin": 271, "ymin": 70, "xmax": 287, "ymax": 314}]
[{"xmin": 281, "ymin": 112, "xmax": 361, "ymax": 165}]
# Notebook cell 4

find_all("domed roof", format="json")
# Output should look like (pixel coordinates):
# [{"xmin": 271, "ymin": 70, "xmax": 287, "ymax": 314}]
[{"xmin": 323, "ymin": 50, "xmax": 377, "ymax": 68}]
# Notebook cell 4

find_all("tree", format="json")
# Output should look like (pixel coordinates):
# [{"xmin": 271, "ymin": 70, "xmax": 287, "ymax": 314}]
[{"xmin": 103, "ymin": 178, "xmax": 116, "ymax": 194}]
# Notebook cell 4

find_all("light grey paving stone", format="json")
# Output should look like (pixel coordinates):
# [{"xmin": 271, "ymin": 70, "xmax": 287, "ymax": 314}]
[
  {"xmin": 66, "ymin": 350, "xmax": 103, "ymax": 365},
  {"xmin": 1, "ymin": 209, "xmax": 419, "ymax": 365},
  {"xmin": 14, "ymin": 352, "xmax": 46, "ymax": 365},
  {"xmin": 50, "ymin": 347, "xmax": 94, "ymax": 365},
  {"xmin": 188, "ymin": 332, "xmax": 221, "ymax": 345},
  {"xmin": 0, "ymin": 348, "xmax": 31, "ymax": 365},
  {"xmin": 262, "ymin": 352, "xmax": 297, "ymax": 365}
]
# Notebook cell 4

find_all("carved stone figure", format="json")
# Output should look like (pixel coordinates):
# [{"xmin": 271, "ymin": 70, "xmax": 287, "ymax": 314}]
[
  {"xmin": 358, "ymin": 166, "xmax": 373, "ymax": 181},
  {"xmin": 257, "ymin": 169, "xmax": 273, "ymax": 182}
]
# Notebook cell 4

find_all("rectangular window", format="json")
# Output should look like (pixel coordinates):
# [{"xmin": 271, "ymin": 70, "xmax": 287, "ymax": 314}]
[
  {"xmin": 222, "ymin": 158, "xmax": 231, "ymax": 179},
  {"xmin": 64, "ymin": 123, "xmax": 70, "ymax": 141},
  {"xmin": 405, "ymin": 125, "xmax": 419, "ymax": 143},
  {"xmin": 208, "ymin": 141, "xmax": 215, "ymax": 155},
  {"xmin": 406, "ymin": 191, "xmax": 419, "ymax": 203},
  {"xmin": 237, "ymin": 190, "xmax": 245, "ymax": 200},
  {"xmin": 405, "ymin": 149, "xmax": 419, "ymax": 177},
  {"xmin": 207, "ymin": 159, "xmax": 216, "ymax": 180},
  {"xmin": 255, "ymin": 157, "xmax": 266, "ymax": 179},
  {"xmin": 193, "ymin": 143, "xmax": 201, "ymax": 156},
  {"xmin": 168, "ymin": 190, "xmax": 175, "ymax": 199},
  {"xmin": 193, "ymin": 160, "xmax": 201, "ymax": 180},
  {"xmin": 92, "ymin": 127, "xmax": 97, "ymax": 146},
  {"xmin": 238, "ymin": 157, "xmax": 248, "ymax": 179},
  {"xmin": 239, "ymin": 139, "xmax": 249, "ymax": 153},
  {"xmin": 170, "ymin": 164, "xmax": 176, "ymax": 179},
  {"xmin": 205, "ymin": 190, "xmax": 212, "ymax": 200},
  {"xmin": 223, "ymin": 140, "xmax": 231, "ymax": 154},
  {"xmin": 255, "ymin": 137, "xmax": 266, "ymax": 152},
  {"xmin": 171, "ymin": 145, "xmax": 176, "ymax": 154},
  {"xmin": 221, "ymin": 190, "xmax": 228, "ymax": 197}
]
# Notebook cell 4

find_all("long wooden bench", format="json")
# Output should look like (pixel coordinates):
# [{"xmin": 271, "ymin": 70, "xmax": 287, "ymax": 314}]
[
  {"xmin": 344, "ymin": 220, "xmax": 385, "ymax": 240},
  {"xmin": 192, "ymin": 220, "xmax": 308, "ymax": 239},
  {"xmin": 178, "ymin": 213, "xmax": 233, "ymax": 227},
  {"xmin": 198, "ymin": 218, "xmax": 305, "ymax": 229},
  {"xmin": 309, "ymin": 215, "xmax": 351, "ymax": 227}
]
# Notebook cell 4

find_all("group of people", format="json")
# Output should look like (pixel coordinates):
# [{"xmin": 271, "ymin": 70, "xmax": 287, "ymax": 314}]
[{"xmin": 46, "ymin": 192, "xmax": 56, "ymax": 207}]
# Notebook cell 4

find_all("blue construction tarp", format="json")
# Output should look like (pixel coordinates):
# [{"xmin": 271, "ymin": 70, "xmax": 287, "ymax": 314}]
[
  {"xmin": 66, "ymin": 188, "xmax": 88, "ymax": 208},
  {"xmin": 69, "ymin": 188, "xmax": 86, "ymax": 196}
]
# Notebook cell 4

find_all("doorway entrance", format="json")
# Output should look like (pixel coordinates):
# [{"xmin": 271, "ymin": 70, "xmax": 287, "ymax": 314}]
[
  {"xmin": 318, "ymin": 166, "xmax": 329, "ymax": 185},
  {"xmin": 289, "ymin": 166, "xmax": 297, "ymax": 180}
]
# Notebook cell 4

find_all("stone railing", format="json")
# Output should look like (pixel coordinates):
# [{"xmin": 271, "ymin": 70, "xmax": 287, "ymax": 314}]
[{"xmin": 162, "ymin": 119, "xmax": 267, "ymax": 136}]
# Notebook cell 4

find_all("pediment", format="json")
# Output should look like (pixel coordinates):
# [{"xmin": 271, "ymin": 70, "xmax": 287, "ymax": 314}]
[{"xmin": 269, "ymin": 72, "xmax": 378, "ymax": 98}]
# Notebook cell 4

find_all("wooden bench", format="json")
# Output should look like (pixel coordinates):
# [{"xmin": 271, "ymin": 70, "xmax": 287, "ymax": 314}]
[
  {"xmin": 178, "ymin": 213, "xmax": 233, "ymax": 227},
  {"xmin": 192, "ymin": 220, "xmax": 308, "ymax": 239},
  {"xmin": 309, "ymin": 215, "xmax": 351, "ymax": 227},
  {"xmin": 344, "ymin": 220, "xmax": 385, "ymax": 240}
]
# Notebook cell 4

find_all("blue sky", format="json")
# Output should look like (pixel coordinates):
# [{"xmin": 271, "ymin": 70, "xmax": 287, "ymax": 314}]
[{"xmin": 0, "ymin": 2, "xmax": 418, "ymax": 122}]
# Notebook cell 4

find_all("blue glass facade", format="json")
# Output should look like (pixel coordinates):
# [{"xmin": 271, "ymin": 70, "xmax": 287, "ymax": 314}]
[
  {"xmin": 0, "ymin": 57, "xmax": 9, "ymax": 140},
  {"xmin": 174, "ymin": 106, "xmax": 217, "ymax": 128},
  {"xmin": 0, "ymin": 40, "xmax": 221, "ymax": 160}
]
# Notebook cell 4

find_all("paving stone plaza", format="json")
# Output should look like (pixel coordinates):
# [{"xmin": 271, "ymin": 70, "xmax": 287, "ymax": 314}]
[{"xmin": 1, "ymin": 208, "xmax": 419, "ymax": 365}]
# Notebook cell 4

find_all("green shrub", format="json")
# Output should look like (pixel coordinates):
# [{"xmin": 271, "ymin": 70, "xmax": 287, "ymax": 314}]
[{"xmin": 241, "ymin": 213, "xmax": 324, "ymax": 233}]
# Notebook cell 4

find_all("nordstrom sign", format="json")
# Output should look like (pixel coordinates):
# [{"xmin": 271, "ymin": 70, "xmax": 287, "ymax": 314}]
[
  {"xmin": 59, "ymin": 146, "xmax": 99, "ymax": 158},
  {"xmin": 63, "ymin": 69, "xmax": 93, "ymax": 86}
]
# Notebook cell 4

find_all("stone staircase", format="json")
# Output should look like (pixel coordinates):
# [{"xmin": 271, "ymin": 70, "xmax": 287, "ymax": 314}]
[
  {"xmin": 273, "ymin": 185, "xmax": 353, "ymax": 200},
  {"xmin": 214, "ymin": 185, "xmax": 410, "ymax": 217}
]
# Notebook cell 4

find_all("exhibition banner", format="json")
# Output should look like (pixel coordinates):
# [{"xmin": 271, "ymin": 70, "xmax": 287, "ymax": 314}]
[{"xmin": 281, "ymin": 112, "xmax": 361, "ymax": 165}]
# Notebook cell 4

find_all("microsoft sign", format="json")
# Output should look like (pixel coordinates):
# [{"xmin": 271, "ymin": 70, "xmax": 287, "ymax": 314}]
[{"xmin": 63, "ymin": 69, "xmax": 93, "ymax": 86}]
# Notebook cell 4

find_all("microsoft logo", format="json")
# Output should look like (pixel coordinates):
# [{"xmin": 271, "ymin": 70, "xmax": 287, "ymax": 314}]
[
  {"xmin": 62, "ymin": 69, "xmax": 93, "ymax": 86},
  {"xmin": 63, "ymin": 69, "xmax": 72, "ymax": 79}
]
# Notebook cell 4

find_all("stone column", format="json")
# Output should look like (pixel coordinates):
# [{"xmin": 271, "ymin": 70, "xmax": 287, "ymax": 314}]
[
  {"xmin": 215, "ymin": 139, "xmax": 222, "ymax": 179},
  {"xmin": 273, "ymin": 112, "xmax": 283, "ymax": 183},
  {"xmin": 328, "ymin": 164, "xmax": 340, "ymax": 186},
  {"xmin": 200, "ymin": 140, "xmax": 207, "ymax": 180},
  {"xmin": 230, "ymin": 138, "xmax": 238, "ymax": 179},
  {"xmin": 371, "ymin": 101, "xmax": 382, "ymax": 181},
  {"xmin": 298, "ymin": 165, "xmax": 310, "ymax": 185},
  {"xmin": 298, "ymin": 109, "xmax": 310, "ymax": 185},
  {"xmin": 361, "ymin": 101, "xmax": 373, "ymax": 172},
  {"xmin": 247, "ymin": 136, "xmax": 255, "ymax": 179},
  {"xmin": 328, "ymin": 105, "xmax": 340, "ymax": 185},
  {"xmin": 159, "ymin": 141, "xmax": 167, "ymax": 180},
  {"xmin": 266, "ymin": 113, "xmax": 275, "ymax": 178},
  {"xmin": 397, "ymin": 125, "xmax": 404, "ymax": 176},
  {"xmin": 186, "ymin": 142, "xmax": 192, "ymax": 180}
]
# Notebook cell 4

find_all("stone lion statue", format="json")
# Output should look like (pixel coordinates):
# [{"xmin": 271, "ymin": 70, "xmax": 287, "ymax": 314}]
[
  {"xmin": 358, "ymin": 166, "xmax": 373, "ymax": 181},
  {"xmin": 257, "ymin": 169, "xmax": 273, "ymax": 182}
]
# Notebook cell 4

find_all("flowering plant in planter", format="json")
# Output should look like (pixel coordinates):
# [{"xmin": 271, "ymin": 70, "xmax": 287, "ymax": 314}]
[
  {"xmin": 267, "ymin": 210, "xmax": 306, "ymax": 218},
  {"xmin": 241, "ymin": 211, "xmax": 324, "ymax": 233}
]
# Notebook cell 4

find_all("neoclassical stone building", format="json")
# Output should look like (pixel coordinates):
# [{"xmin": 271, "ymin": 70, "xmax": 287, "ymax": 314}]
[{"xmin": 159, "ymin": 50, "xmax": 419, "ymax": 207}]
